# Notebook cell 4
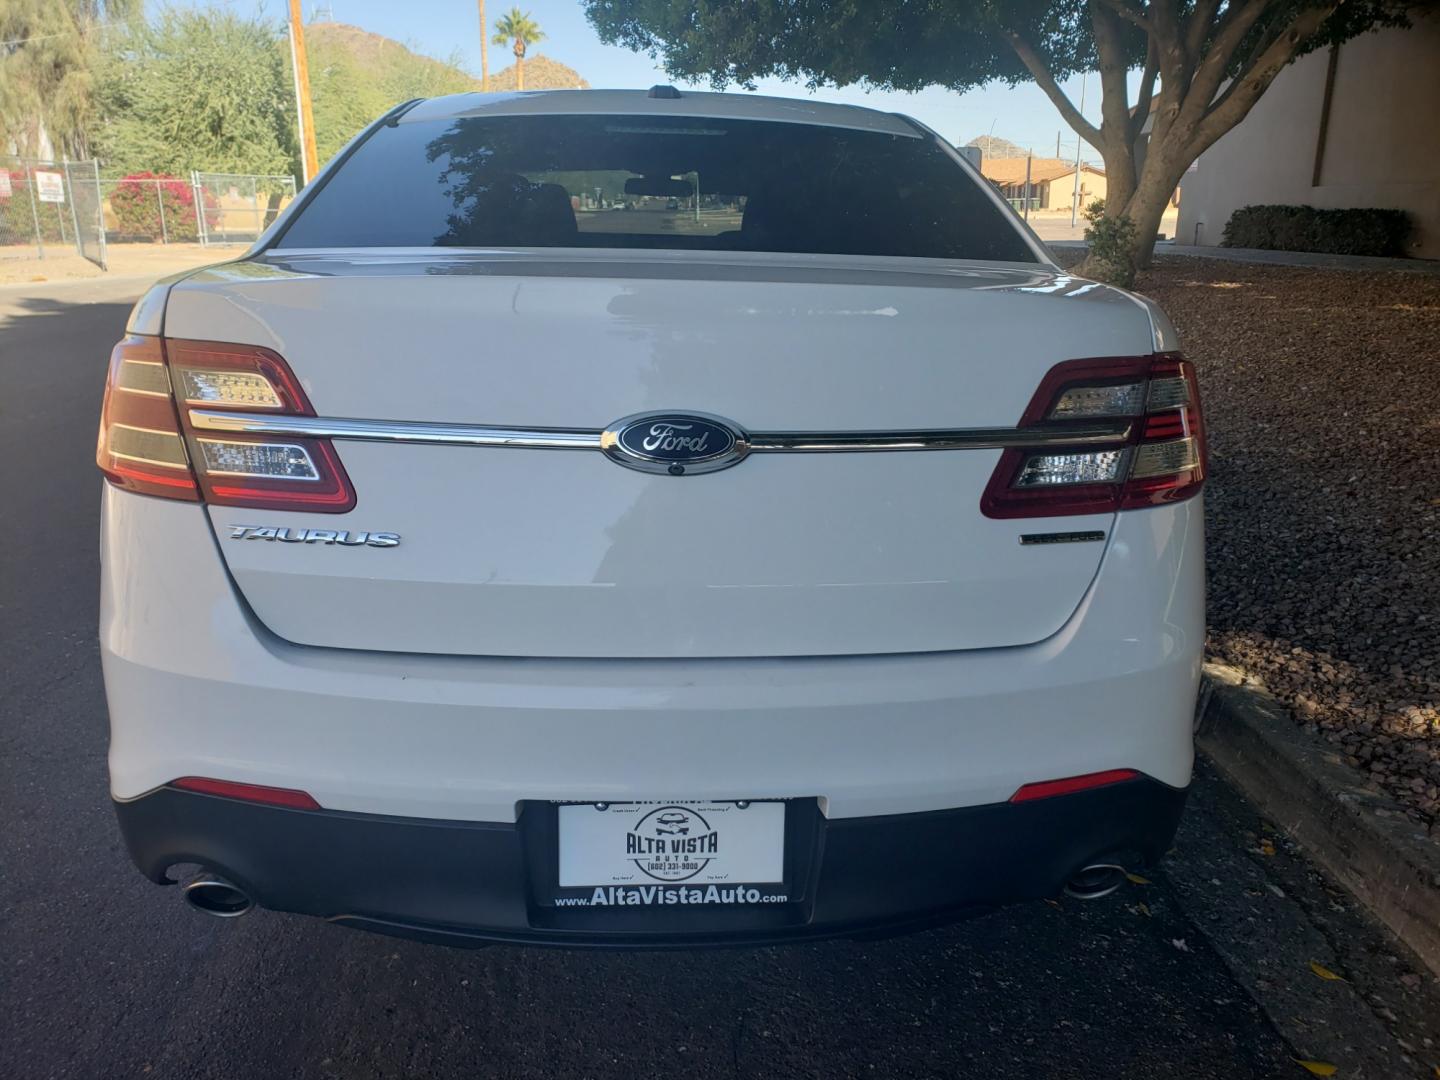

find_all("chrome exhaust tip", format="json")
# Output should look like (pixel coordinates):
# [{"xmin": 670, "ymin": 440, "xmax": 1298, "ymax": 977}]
[
  {"xmin": 1063, "ymin": 863, "xmax": 1128, "ymax": 901},
  {"xmin": 182, "ymin": 877, "xmax": 253, "ymax": 918}
]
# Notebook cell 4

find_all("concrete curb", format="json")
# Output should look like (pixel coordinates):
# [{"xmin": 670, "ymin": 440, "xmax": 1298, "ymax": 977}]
[{"xmin": 1197, "ymin": 662, "xmax": 1440, "ymax": 976}]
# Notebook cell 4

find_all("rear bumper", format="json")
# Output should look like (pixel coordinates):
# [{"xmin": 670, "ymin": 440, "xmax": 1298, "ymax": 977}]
[
  {"xmin": 117, "ymin": 777, "xmax": 1187, "ymax": 947},
  {"xmin": 100, "ymin": 489, "xmax": 1204, "ymax": 823}
]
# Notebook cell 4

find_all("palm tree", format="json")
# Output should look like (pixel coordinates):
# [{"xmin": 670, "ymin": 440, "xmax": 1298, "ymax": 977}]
[{"xmin": 491, "ymin": 8, "xmax": 544, "ymax": 91}]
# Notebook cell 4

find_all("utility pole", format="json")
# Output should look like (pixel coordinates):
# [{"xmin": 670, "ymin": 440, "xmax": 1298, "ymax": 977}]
[
  {"xmin": 1023, "ymin": 152, "xmax": 1032, "ymax": 222},
  {"xmin": 1070, "ymin": 72, "xmax": 1088, "ymax": 229},
  {"xmin": 478, "ymin": 0, "xmax": 489, "ymax": 90},
  {"xmin": 287, "ymin": 0, "xmax": 319, "ymax": 184}
]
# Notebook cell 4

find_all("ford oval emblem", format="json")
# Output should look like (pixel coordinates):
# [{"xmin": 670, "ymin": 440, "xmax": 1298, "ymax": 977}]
[{"xmin": 601, "ymin": 411, "xmax": 749, "ymax": 475}]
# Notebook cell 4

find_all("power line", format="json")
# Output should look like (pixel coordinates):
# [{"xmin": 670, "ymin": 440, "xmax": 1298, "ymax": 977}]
[
  {"xmin": 2, "ymin": 31, "xmax": 74, "ymax": 47},
  {"xmin": 2, "ymin": 20, "xmax": 122, "ymax": 49}
]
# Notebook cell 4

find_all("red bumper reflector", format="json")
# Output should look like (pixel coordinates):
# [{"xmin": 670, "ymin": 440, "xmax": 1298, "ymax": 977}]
[
  {"xmin": 172, "ymin": 776, "xmax": 321, "ymax": 810},
  {"xmin": 1008, "ymin": 768, "xmax": 1141, "ymax": 803}
]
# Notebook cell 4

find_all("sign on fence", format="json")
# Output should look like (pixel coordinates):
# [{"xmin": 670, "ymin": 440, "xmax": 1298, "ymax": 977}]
[
  {"xmin": 0, "ymin": 171, "xmax": 11, "ymax": 198},
  {"xmin": 35, "ymin": 171, "xmax": 66, "ymax": 203}
]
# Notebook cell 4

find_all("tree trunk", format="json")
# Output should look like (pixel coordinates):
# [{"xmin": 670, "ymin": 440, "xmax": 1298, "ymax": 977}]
[
  {"xmin": 516, "ymin": 43, "xmax": 525, "ymax": 90},
  {"xmin": 1096, "ymin": 137, "xmax": 1137, "ymax": 223},
  {"xmin": 265, "ymin": 191, "xmax": 284, "ymax": 233},
  {"xmin": 999, "ymin": 0, "xmax": 1344, "ymax": 282},
  {"xmin": 1124, "ymin": 177, "xmax": 1178, "ymax": 268},
  {"xmin": 1122, "ymin": 137, "xmax": 1196, "ymax": 268}
]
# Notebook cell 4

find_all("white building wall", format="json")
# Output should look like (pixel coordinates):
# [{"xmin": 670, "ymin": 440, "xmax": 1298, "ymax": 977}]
[{"xmin": 1178, "ymin": 15, "xmax": 1440, "ymax": 258}]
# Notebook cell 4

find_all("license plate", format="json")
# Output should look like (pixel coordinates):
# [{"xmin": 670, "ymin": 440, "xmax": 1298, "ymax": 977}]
[{"xmin": 558, "ymin": 800, "xmax": 786, "ymax": 889}]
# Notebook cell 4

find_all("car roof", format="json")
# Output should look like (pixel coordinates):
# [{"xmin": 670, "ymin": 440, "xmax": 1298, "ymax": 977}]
[{"xmin": 399, "ymin": 88, "xmax": 924, "ymax": 138}]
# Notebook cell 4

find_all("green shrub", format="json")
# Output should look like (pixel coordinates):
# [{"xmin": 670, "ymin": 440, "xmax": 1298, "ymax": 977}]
[
  {"xmin": 1222, "ymin": 205, "xmax": 1412, "ymax": 257},
  {"xmin": 1081, "ymin": 198, "xmax": 1138, "ymax": 288}
]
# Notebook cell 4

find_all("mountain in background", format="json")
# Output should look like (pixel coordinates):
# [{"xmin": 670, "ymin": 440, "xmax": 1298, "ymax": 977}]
[
  {"xmin": 304, "ymin": 24, "xmax": 589, "ymax": 164},
  {"xmin": 963, "ymin": 134, "xmax": 1030, "ymax": 159},
  {"xmin": 488, "ymin": 56, "xmax": 590, "ymax": 91},
  {"xmin": 306, "ymin": 23, "xmax": 477, "ymax": 162}
]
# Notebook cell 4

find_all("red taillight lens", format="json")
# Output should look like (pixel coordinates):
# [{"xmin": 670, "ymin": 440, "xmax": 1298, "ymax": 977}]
[
  {"xmin": 1118, "ymin": 356, "xmax": 1206, "ymax": 511},
  {"xmin": 172, "ymin": 776, "xmax": 321, "ymax": 810},
  {"xmin": 982, "ymin": 353, "xmax": 1206, "ymax": 519},
  {"xmin": 1009, "ymin": 768, "xmax": 1140, "ymax": 803},
  {"xmin": 96, "ymin": 335, "xmax": 201, "ymax": 501},
  {"xmin": 97, "ymin": 336, "xmax": 355, "ymax": 512}
]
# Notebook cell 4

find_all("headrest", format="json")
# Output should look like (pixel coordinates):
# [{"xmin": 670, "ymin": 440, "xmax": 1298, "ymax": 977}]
[{"xmin": 460, "ymin": 174, "xmax": 578, "ymax": 245}]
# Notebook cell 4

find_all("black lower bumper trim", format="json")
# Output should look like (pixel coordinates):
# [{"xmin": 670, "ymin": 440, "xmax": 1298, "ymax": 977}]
[{"xmin": 115, "ymin": 777, "xmax": 1187, "ymax": 948}]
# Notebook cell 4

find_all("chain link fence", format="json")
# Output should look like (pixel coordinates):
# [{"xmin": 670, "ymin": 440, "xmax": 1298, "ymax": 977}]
[
  {"xmin": 67, "ymin": 161, "xmax": 109, "ymax": 269},
  {"xmin": 92, "ymin": 175, "xmax": 211, "ymax": 245},
  {"xmin": 1, "ymin": 157, "xmax": 108, "ymax": 269},
  {"xmin": 1, "ymin": 162, "xmax": 298, "ymax": 269},
  {"xmin": 191, "ymin": 172, "xmax": 297, "ymax": 247}
]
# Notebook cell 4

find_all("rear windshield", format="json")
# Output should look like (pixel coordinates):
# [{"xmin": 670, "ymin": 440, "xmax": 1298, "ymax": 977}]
[{"xmin": 275, "ymin": 113, "xmax": 1035, "ymax": 262}]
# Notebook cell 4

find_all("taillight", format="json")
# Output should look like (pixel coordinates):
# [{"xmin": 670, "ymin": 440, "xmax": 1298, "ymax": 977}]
[
  {"xmin": 982, "ymin": 353, "xmax": 1206, "ymax": 519},
  {"xmin": 96, "ymin": 335, "xmax": 201, "ymax": 501},
  {"xmin": 97, "ymin": 336, "xmax": 355, "ymax": 512}
]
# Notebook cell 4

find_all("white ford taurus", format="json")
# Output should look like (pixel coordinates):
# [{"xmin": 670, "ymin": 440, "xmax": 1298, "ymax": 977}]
[{"xmin": 98, "ymin": 88, "xmax": 1206, "ymax": 945}]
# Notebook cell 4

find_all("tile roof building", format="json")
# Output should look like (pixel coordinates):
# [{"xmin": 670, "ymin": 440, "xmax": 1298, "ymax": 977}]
[{"xmin": 978, "ymin": 157, "xmax": 1108, "ymax": 212}]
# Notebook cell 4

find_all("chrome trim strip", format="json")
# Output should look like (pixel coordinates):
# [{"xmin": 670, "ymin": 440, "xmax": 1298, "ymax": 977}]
[
  {"xmin": 748, "ymin": 424, "xmax": 1130, "ymax": 452},
  {"xmin": 188, "ymin": 410, "xmax": 1131, "ymax": 452},
  {"xmin": 188, "ymin": 409, "xmax": 604, "ymax": 450}
]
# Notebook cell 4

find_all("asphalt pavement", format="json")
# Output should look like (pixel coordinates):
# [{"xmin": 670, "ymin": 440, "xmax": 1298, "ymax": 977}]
[{"xmin": 3, "ymin": 278, "xmax": 1438, "ymax": 1080}]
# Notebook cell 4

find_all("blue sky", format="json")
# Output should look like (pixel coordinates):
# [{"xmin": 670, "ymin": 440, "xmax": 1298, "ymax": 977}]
[{"xmin": 176, "ymin": 0, "xmax": 1107, "ymax": 160}]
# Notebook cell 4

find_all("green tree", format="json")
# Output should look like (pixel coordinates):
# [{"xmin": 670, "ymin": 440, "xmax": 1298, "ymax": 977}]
[
  {"xmin": 94, "ymin": 8, "xmax": 295, "ymax": 177},
  {"xmin": 0, "ymin": 0, "xmax": 139, "ymax": 158},
  {"xmin": 384, "ymin": 45, "xmax": 477, "ymax": 101},
  {"xmin": 585, "ymin": 0, "xmax": 1427, "ymax": 277},
  {"xmin": 306, "ymin": 38, "xmax": 389, "ymax": 165},
  {"xmin": 307, "ymin": 28, "xmax": 475, "ymax": 165},
  {"xmin": 492, "ymin": 8, "xmax": 545, "ymax": 90}
]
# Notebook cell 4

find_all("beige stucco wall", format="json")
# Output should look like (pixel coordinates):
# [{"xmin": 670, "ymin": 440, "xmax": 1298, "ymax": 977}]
[
  {"xmin": 1177, "ymin": 15, "xmax": 1440, "ymax": 258},
  {"xmin": 1047, "ymin": 169, "xmax": 1107, "ymax": 210}
]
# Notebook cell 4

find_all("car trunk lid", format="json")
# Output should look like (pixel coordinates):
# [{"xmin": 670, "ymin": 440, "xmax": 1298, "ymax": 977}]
[{"xmin": 165, "ymin": 254, "xmax": 1151, "ymax": 658}]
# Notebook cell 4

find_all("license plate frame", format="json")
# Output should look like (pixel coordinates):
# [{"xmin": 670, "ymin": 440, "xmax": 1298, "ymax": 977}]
[{"xmin": 523, "ymin": 798, "xmax": 821, "ymax": 915}]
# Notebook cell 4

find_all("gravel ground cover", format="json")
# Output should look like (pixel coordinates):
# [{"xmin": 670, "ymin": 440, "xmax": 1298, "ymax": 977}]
[{"xmin": 1114, "ymin": 254, "xmax": 1440, "ymax": 830}]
